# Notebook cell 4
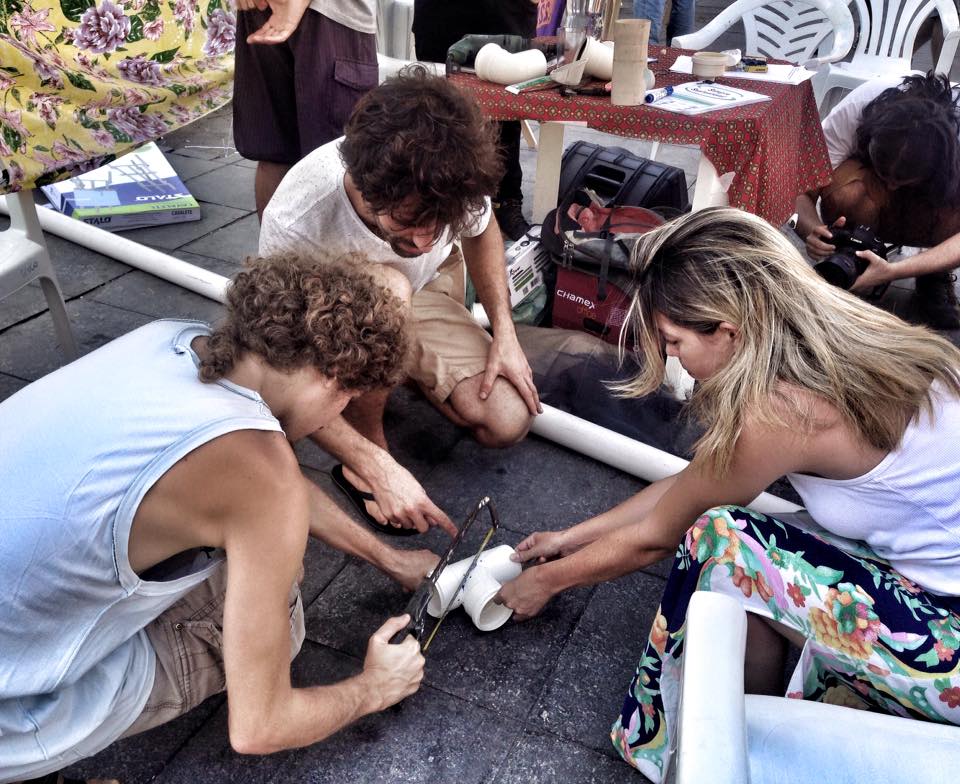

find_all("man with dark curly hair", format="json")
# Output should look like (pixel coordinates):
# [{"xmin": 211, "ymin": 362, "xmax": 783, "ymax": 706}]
[
  {"xmin": 260, "ymin": 65, "xmax": 541, "ymax": 535},
  {"xmin": 0, "ymin": 256, "xmax": 439, "ymax": 782},
  {"xmin": 795, "ymin": 73, "xmax": 960, "ymax": 328}
]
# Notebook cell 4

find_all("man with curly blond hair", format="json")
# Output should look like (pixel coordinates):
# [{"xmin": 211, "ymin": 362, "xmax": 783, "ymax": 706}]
[
  {"xmin": 0, "ymin": 255, "xmax": 440, "ymax": 782},
  {"xmin": 260, "ymin": 65, "xmax": 541, "ymax": 536}
]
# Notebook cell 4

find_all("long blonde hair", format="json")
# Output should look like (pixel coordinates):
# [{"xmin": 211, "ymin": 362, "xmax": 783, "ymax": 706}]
[{"xmin": 615, "ymin": 207, "xmax": 960, "ymax": 475}]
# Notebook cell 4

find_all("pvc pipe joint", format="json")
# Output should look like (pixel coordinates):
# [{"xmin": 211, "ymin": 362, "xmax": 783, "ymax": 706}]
[
  {"xmin": 426, "ymin": 544, "xmax": 522, "ymax": 631},
  {"xmin": 474, "ymin": 43, "xmax": 547, "ymax": 85}
]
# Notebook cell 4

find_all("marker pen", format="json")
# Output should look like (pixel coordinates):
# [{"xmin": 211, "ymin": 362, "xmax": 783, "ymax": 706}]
[{"xmin": 644, "ymin": 86, "xmax": 674, "ymax": 104}]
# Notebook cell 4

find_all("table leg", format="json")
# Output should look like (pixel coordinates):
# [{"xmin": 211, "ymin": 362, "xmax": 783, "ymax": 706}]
[
  {"xmin": 532, "ymin": 121, "xmax": 567, "ymax": 223},
  {"xmin": 690, "ymin": 153, "xmax": 731, "ymax": 212}
]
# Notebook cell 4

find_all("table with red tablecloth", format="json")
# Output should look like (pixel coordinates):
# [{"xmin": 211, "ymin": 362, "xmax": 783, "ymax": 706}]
[{"xmin": 448, "ymin": 47, "xmax": 832, "ymax": 225}]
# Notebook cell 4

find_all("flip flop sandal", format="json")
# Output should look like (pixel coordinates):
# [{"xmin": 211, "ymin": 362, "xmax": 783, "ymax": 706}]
[{"xmin": 330, "ymin": 464, "xmax": 418, "ymax": 537}]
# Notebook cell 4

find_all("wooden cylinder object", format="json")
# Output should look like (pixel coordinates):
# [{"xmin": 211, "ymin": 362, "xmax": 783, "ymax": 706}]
[{"xmin": 611, "ymin": 19, "xmax": 650, "ymax": 106}]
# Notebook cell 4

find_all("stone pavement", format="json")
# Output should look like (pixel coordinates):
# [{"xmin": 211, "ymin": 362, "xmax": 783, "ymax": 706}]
[{"xmin": 2, "ymin": 88, "xmax": 958, "ymax": 784}]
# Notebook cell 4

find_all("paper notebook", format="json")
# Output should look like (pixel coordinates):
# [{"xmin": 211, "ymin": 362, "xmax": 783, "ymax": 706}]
[
  {"xmin": 650, "ymin": 81, "xmax": 772, "ymax": 115},
  {"xmin": 670, "ymin": 55, "xmax": 815, "ymax": 85}
]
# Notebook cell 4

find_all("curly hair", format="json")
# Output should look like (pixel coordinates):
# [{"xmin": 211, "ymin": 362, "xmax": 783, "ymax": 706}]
[
  {"xmin": 854, "ymin": 72, "xmax": 960, "ymax": 205},
  {"xmin": 339, "ymin": 64, "xmax": 504, "ymax": 238},
  {"xmin": 199, "ymin": 255, "xmax": 409, "ymax": 393}
]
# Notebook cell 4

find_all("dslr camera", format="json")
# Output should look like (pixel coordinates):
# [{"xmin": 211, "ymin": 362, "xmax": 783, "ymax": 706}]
[{"xmin": 813, "ymin": 224, "xmax": 890, "ymax": 290}]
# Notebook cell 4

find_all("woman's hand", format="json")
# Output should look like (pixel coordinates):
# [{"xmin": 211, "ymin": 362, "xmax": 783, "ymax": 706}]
[
  {"xmin": 512, "ymin": 529, "xmax": 578, "ymax": 564},
  {"xmin": 805, "ymin": 215, "xmax": 846, "ymax": 260},
  {"xmin": 495, "ymin": 567, "xmax": 555, "ymax": 621}
]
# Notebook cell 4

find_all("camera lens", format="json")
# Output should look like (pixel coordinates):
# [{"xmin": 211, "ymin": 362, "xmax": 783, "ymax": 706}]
[{"xmin": 814, "ymin": 253, "xmax": 860, "ymax": 289}]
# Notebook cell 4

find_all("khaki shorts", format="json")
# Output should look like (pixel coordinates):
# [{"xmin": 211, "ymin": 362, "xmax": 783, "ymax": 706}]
[
  {"xmin": 121, "ymin": 562, "xmax": 305, "ymax": 738},
  {"xmin": 408, "ymin": 253, "xmax": 492, "ymax": 402}
]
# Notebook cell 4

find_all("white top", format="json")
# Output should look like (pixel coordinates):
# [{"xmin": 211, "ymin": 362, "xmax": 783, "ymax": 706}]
[
  {"xmin": 822, "ymin": 77, "xmax": 960, "ymax": 167},
  {"xmin": 308, "ymin": 0, "xmax": 376, "ymax": 34},
  {"xmin": 787, "ymin": 384, "xmax": 960, "ymax": 595},
  {"xmin": 0, "ymin": 321, "xmax": 282, "ymax": 783},
  {"xmin": 259, "ymin": 139, "xmax": 491, "ymax": 293}
]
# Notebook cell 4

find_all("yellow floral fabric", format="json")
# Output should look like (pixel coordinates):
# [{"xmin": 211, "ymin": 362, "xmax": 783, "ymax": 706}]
[{"xmin": 0, "ymin": 0, "xmax": 235, "ymax": 194}]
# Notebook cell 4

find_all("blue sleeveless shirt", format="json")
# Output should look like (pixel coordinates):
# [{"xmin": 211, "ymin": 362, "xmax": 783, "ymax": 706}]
[{"xmin": 0, "ymin": 320, "xmax": 283, "ymax": 782}]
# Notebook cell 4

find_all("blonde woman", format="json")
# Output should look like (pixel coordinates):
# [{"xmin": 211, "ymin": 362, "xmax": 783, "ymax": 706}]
[{"xmin": 495, "ymin": 207, "xmax": 960, "ymax": 782}]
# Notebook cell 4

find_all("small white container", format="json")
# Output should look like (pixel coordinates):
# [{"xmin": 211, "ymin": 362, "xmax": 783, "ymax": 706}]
[{"xmin": 691, "ymin": 51, "xmax": 731, "ymax": 79}]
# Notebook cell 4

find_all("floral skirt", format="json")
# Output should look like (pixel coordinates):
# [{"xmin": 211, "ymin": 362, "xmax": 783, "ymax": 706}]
[{"xmin": 610, "ymin": 505, "xmax": 960, "ymax": 782}]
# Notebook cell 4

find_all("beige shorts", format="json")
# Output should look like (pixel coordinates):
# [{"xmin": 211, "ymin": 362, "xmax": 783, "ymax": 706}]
[
  {"xmin": 121, "ymin": 562, "xmax": 305, "ymax": 738},
  {"xmin": 408, "ymin": 253, "xmax": 492, "ymax": 402}
]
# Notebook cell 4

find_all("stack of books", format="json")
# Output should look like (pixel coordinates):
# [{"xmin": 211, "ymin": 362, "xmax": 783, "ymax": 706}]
[{"xmin": 41, "ymin": 142, "xmax": 200, "ymax": 231}]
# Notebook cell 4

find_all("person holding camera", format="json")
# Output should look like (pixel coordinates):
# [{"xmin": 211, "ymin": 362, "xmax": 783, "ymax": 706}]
[
  {"xmin": 494, "ymin": 208, "xmax": 960, "ymax": 782},
  {"xmin": 794, "ymin": 73, "xmax": 960, "ymax": 329}
]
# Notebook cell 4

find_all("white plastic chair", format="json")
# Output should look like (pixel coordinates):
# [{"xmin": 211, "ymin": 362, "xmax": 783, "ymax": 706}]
[
  {"xmin": 671, "ymin": 0, "xmax": 857, "ymax": 70},
  {"xmin": 1, "ymin": 191, "xmax": 78, "ymax": 362},
  {"xmin": 813, "ymin": 0, "xmax": 960, "ymax": 108},
  {"xmin": 376, "ymin": 0, "xmax": 415, "ymax": 59},
  {"xmin": 675, "ymin": 591, "xmax": 960, "ymax": 784}
]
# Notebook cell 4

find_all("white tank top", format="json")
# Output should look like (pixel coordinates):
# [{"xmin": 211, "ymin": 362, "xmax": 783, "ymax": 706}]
[
  {"xmin": 0, "ymin": 320, "xmax": 283, "ymax": 782},
  {"xmin": 788, "ymin": 383, "xmax": 960, "ymax": 595}
]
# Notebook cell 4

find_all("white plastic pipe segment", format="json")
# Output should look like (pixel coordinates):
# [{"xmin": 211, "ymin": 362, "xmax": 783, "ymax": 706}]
[
  {"xmin": 611, "ymin": 18, "xmax": 650, "ymax": 106},
  {"xmin": 473, "ymin": 43, "xmax": 547, "ymax": 85},
  {"xmin": 426, "ymin": 544, "xmax": 522, "ymax": 631},
  {"xmin": 0, "ymin": 197, "xmax": 230, "ymax": 304},
  {"xmin": 577, "ymin": 37, "xmax": 615, "ymax": 81},
  {"xmin": 675, "ymin": 592, "xmax": 749, "ymax": 784},
  {"xmin": 531, "ymin": 404, "xmax": 801, "ymax": 515}
]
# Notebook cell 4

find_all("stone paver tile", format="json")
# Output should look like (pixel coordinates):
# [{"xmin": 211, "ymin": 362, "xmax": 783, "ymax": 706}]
[
  {"xmin": 421, "ymin": 435, "xmax": 644, "ymax": 537},
  {"xmin": 300, "ymin": 534, "xmax": 351, "ymax": 610},
  {"xmin": 0, "ymin": 371, "xmax": 28, "ymax": 402},
  {"xmin": 0, "ymin": 285, "xmax": 50, "ymax": 331},
  {"xmin": 303, "ymin": 560, "xmax": 414, "ymax": 655},
  {"xmin": 164, "ymin": 152, "xmax": 229, "ymax": 182},
  {"xmin": 121, "ymin": 203, "xmax": 249, "ymax": 251},
  {"xmin": 286, "ymin": 645, "xmax": 523, "ymax": 784},
  {"xmin": 89, "ymin": 270, "xmax": 225, "ymax": 323},
  {"xmin": 43, "ymin": 232, "xmax": 132, "ymax": 293},
  {"xmin": 185, "ymin": 164, "xmax": 257, "ymax": 212},
  {"xmin": 531, "ymin": 569, "xmax": 665, "ymax": 755},
  {"xmin": 490, "ymin": 730, "xmax": 642, "ymax": 783},
  {"xmin": 64, "ymin": 696, "xmax": 224, "ymax": 784},
  {"xmin": 0, "ymin": 299, "xmax": 153, "ymax": 380},
  {"xmin": 171, "ymin": 248, "xmax": 245, "ymax": 278},
  {"xmin": 181, "ymin": 212, "xmax": 261, "ymax": 262}
]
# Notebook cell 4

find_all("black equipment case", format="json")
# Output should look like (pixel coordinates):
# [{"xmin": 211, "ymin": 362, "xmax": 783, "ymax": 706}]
[{"xmin": 557, "ymin": 140, "xmax": 690, "ymax": 213}]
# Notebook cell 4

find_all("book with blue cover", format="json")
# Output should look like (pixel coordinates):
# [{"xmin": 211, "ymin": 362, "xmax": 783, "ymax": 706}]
[{"xmin": 40, "ymin": 142, "xmax": 201, "ymax": 232}]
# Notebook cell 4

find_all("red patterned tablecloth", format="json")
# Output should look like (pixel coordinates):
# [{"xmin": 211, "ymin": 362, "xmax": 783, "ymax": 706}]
[{"xmin": 449, "ymin": 48, "xmax": 832, "ymax": 225}]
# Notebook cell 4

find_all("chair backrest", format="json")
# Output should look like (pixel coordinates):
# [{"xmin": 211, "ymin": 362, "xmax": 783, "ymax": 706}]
[
  {"xmin": 850, "ymin": 0, "xmax": 959, "ymax": 61},
  {"xmin": 741, "ymin": 0, "xmax": 847, "ymax": 62}
]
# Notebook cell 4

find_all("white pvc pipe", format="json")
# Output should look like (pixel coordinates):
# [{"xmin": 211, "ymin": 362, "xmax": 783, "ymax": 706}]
[
  {"xmin": 426, "ymin": 544, "xmax": 521, "ymax": 631},
  {"xmin": 474, "ymin": 43, "xmax": 547, "ymax": 85},
  {"xmin": 578, "ymin": 37, "xmax": 615, "ymax": 81},
  {"xmin": 0, "ymin": 197, "xmax": 230, "ymax": 304},
  {"xmin": 531, "ymin": 404, "xmax": 801, "ymax": 515}
]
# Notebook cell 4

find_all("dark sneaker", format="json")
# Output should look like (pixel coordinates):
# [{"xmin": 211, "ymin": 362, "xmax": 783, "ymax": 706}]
[
  {"xmin": 915, "ymin": 271, "xmax": 960, "ymax": 330},
  {"xmin": 494, "ymin": 199, "xmax": 532, "ymax": 242}
]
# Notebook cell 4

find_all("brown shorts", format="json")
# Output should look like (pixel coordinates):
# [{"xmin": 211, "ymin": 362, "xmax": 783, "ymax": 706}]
[
  {"xmin": 233, "ymin": 9, "xmax": 378, "ymax": 163},
  {"xmin": 121, "ymin": 562, "xmax": 305, "ymax": 738},
  {"xmin": 409, "ymin": 254, "xmax": 493, "ymax": 401}
]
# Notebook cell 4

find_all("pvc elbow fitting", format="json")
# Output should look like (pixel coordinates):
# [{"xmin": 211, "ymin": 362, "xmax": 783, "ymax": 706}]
[
  {"xmin": 426, "ymin": 544, "xmax": 523, "ymax": 631},
  {"xmin": 474, "ymin": 44, "xmax": 547, "ymax": 85}
]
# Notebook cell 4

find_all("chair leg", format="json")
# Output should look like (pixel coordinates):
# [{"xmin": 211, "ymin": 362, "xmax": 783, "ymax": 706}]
[
  {"xmin": 37, "ymin": 274, "xmax": 79, "ymax": 361},
  {"xmin": 520, "ymin": 119, "xmax": 538, "ymax": 150}
]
